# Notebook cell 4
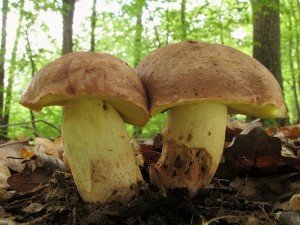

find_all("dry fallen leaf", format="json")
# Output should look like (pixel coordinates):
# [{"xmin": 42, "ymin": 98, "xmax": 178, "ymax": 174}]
[
  {"xmin": 0, "ymin": 161, "xmax": 11, "ymax": 189},
  {"xmin": 216, "ymin": 126, "xmax": 300, "ymax": 179},
  {"xmin": 267, "ymin": 124, "xmax": 300, "ymax": 139},
  {"xmin": 0, "ymin": 143, "xmax": 26, "ymax": 172},
  {"xmin": 289, "ymin": 193, "xmax": 300, "ymax": 210},
  {"xmin": 138, "ymin": 139, "xmax": 161, "ymax": 165},
  {"xmin": 226, "ymin": 118, "xmax": 261, "ymax": 142},
  {"xmin": 141, "ymin": 150, "xmax": 161, "ymax": 165},
  {"xmin": 20, "ymin": 147, "xmax": 35, "ymax": 160},
  {"xmin": 277, "ymin": 210, "xmax": 300, "ymax": 225},
  {"xmin": 34, "ymin": 137, "xmax": 64, "ymax": 160},
  {"xmin": 7, "ymin": 166, "xmax": 50, "ymax": 192},
  {"xmin": 230, "ymin": 173, "xmax": 300, "ymax": 210},
  {"xmin": 22, "ymin": 202, "xmax": 45, "ymax": 214}
]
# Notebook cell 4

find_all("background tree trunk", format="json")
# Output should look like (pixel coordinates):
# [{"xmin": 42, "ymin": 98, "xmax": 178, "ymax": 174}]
[
  {"xmin": 286, "ymin": 2, "xmax": 300, "ymax": 123},
  {"xmin": 62, "ymin": 0, "xmax": 75, "ymax": 55},
  {"xmin": 252, "ymin": 0, "xmax": 282, "ymax": 86},
  {"xmin": 145, "ymin": 5, "xmax": 161, "ymax": 47},
  {"xmin": 251, "ymin": 0, "xmax": 286, "ymax": 125},
  {"xmin": 218, "ymin": 0, "xmax": 224, "ymax": 44},
  {"xmin": 0, "ymin": 0, "xmax": 8, "ymax": 139},
  {"xmin": 90, "ymin": 0, "xmax": 97, "ymax": 52},
  {"xmin": 289, "ymin": 0, "xmax": 300, "ymax": 121},
  {"xmin": 25, "ymin": 29, "xmax": 39, "ymax": 136},
  {"xmin": 165, "ymin": 8, "xmax": 170, "ymax": 45},
  {"xmin": 133, "ymin": 0, "xmax": 145, "ymax": 138},
  {"xmin": 3, "ymin": 0, "xmax": 24, "ymax": 137},
  {"xmin": 181, "ymin": 0, "xmax": 187, "ymax": 40}
]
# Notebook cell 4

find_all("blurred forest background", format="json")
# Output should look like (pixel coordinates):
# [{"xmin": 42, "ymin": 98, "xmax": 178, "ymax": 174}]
[{"xmin": 0, "ymin": 0, "xmax": 299, "ymax": 140}]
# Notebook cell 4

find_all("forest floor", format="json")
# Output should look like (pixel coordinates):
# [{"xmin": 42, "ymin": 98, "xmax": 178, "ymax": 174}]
[
  {"xmin": 1, "ymin": 123, "xmax": 300, "ymax": 225},
  {"xmin": 1, "ymin": 170, "xmax": 281, "ymax": 225}
]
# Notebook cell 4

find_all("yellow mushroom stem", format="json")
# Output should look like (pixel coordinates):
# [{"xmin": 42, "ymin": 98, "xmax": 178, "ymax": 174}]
[
  {"xmin": 62, "ymin": 99, "xmax": 143, "ymax": 203},
  {"xmin": 150, "ymin": 103, "xmax": 227, "ymax": 197}
]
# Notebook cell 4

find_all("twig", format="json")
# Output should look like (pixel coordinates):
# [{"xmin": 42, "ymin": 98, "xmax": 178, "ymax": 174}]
[
  {"xmin": 201, "ymin": 215, "xmax": 240, "ymax": 225},
  {"xmin": 0, "ymin": 139, "xmax": 30, "ymax": 148},
  {"xmin": 72, "ymin": 207, "xmax": 76, "ymax": 225},
  {"xmin": 20, "ymin": 125, "xmax": 40, "ymax": 137},
  {"xmin": 99, "ymin": 190, "xmax": 118, "ymax": 212},
  {"xmin": 0, "ymin": 120, "xmax": 61, "ymax": 134},
  {"xmin": 235, "ymin": 175, "xmax": 248, "ymax": 198},
  {"xmin": 153, "ymin": 167, "xmax": 167, "ymax": 197},
  {"xmin": 259, "ymin": 205, "xmax": 273, "ymax": 224}
]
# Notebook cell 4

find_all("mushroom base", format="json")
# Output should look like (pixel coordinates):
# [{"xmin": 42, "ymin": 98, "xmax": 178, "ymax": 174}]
[
  {"xmin": 62, "ymin": 99, "xmax": 143, "ymax": 203},
  {"xmin": 150, "ymin": 103, "xmax": 227, "ymax": 197}
]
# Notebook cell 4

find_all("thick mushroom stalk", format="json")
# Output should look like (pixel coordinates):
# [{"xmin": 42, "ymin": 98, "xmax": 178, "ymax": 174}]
[
  {"xmin": 62, "ymin": 99, "xmax": 143, "ymax": 203},
  {"xmin": 150, "ymin": 103, "xmax": 227, "ymax": 197}
]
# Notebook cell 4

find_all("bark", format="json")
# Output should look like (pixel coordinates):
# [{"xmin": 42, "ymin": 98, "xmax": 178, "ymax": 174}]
[
  {"xmin": 165, "ymin": 8, "xmax": 170, "ymax": 45},
  {"xmin": 133, "ymin": 0, "xmax": 144, "ymax": 68},
  {"xmin": 291, "ymin": 0, "xmax": 300, "ymax": 104},
  {"xmin": 181, "ymin": 0, "xmax": 187, "ymax": 40},
  {"xmin": 3, "ymin": 0, "xmax": 25, "ymax": 137},
  {"xmin": 251, "ymin": 0, "xmax": 286, "ymax": 125},
  {"xmin": 287, "ymin": 0, "xmax": 300, "ymax": 123},
  {"xmin": 288, "ymin": 44, "xmax": 300, "ymax": 123},
  {"xmin": 133, "ymin": 0, "xmax": 145, "ymax": 138},
  {"xmin": 218, "ymin": 0, "xmax": 224, "ymax": 44},
  {"xmin": 145, "ymin": 5, "xmax": 161, "ymax": 47},
  {"xmin": 0, "ymin": 0, "xmax": 8, "ymax": 138},
  {"xmin": 25, "ymin": 29, "xmax": 39, "ymax": 136},
  {"xmin": 90, "ymin": 0, "xmax": 97, "ymax": 52},
  {"xmin": 252, "ymin": 0, "xmax": 282, "ymax": 87},
  {"xmin": 62, "ymin": 0, "xmax": 75, "ymax": 55}
]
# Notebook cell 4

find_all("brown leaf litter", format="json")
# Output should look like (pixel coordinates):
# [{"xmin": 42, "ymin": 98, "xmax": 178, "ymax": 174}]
[
  {"xmin": 1, "ymin": 171, "xmax": 280, "ymax": 225},
  {"xmin": 2, "ymin": 122, "xmax": 300, "ymax": 224}
]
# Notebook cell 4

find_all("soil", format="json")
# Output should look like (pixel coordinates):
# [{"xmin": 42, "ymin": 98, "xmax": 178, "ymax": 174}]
[{"xmin": 1, "ymin": 169, "xmax": 280, "ymax": 225}]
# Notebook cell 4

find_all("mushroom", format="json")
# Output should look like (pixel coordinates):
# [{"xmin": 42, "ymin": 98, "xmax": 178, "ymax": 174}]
[
  {"xmin": 136, "ymin": 41, "xmax": 287, "ymax": 197},
  {"xmin": 20, "ymin": 52, "xmax": 149, "ymax": 203}
]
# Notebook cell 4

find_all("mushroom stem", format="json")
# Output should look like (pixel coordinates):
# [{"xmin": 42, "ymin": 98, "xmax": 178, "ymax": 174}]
[
  {"xmin": 62, "ymin": 99, "xmax": 143, "ymax": 203},
  {"xmin": 150, "ymin": 103, "xmax": 227, "ymax": 197}
]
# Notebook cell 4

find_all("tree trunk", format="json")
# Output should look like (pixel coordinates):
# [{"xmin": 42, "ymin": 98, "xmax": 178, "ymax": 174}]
[
  {"xmin": 62, "ymin": 0, "xmax": 75, "ymax": 55},
  {"xmin": 181, "ymin": 0, "xmax": 187, "ymax": 40},
  {"xmin": 165, "ymin": 8, "xmax": 170, "ymax": 45},
  {"xmin": 218, "ymin": 0, "xmax": 224, "ymax": 44},
  {"xmin": 3, "ymin": 0, "xmax": 25, "ymax": 137},
  {"xmin": 133, "ymin": 0, "xmax": 145, "ymax": 138},
  {"xmin": 145, "ymin": 5, "xmax": 161, "ymax": 47},
  {"xmin": 286, "ymin": 0, "xmax": 300, "ymax": 123},
  {"xmin": 133, "ymin": 0, "xmax": 144, "ymax": 68},
  {"xmin": 251, "ymin": 0, "xmax": 286, "ymax": 125},
  {"xmin": 290, "ymin": 0, "xmax": 300, "ymax": 106},
  {"xmin": 252, "ymin": 0, "xmax": 282, "ymax": 87},
  {"xmin": 0, "ymin": 0, "xmax": 8, "ymax": 139},
  {"xmin": 25, "ymin": 29, "xmax": 39, "ymax": 136},
  {"xmin": 90, "ymin": 0, "xmax": 97, "ymax": 52}
]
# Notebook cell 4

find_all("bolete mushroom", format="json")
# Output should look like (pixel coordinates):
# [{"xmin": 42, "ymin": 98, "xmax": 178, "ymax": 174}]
[
  {"xmin": 136, "ymin": 41, "xmax": 287, "ymax": 197},
  {"xmin": 20, "ymin": 52, "xmax": 149, "ymax": 203}
]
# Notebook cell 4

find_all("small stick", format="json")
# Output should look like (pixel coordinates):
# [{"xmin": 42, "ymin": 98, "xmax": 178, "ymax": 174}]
[
  {"xmin": 0, "ymin": 120, "xmax": 61, "ymax": 134},
  {"xmin": 202, "ymin": 215, "xmax": 240, "ymax": 225}
]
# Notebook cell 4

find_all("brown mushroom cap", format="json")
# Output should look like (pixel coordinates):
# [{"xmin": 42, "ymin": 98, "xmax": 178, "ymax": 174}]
[
  {"xmin": 20, "ymin": 52, "xmax": 149, "ymax": 126},
  {"xmin": 136, "ymin": 41, "xmax": 287, "ymax": 118}
]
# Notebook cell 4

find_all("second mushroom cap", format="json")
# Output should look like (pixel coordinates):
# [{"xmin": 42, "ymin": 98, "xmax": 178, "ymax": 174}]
[{"xmin": 136, "ymin": 41, "xmax": 287, "ymax": 118}]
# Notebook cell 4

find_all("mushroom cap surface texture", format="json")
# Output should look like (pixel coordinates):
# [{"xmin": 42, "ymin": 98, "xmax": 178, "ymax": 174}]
[
  {"xmin": 20, "ymin": 52, "xmax": 149, "ymax": 126},
  {"xmin": 136, "ymin": 41, "xmax": 287, "ymax": 118}
]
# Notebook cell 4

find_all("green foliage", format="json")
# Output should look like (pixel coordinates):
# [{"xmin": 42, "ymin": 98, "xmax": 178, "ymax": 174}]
[
  {"xmin": 127, "ymin": 112, "xmax": 167, "ymax": 138},
  {"xmin": 1, "ymin": 0, "xmax": 299, "ymax": 140}
]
